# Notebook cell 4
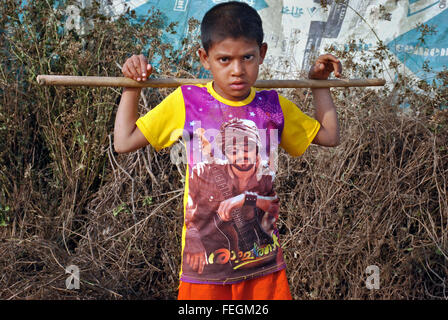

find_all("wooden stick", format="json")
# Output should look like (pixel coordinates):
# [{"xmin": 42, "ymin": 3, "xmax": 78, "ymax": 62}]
[{"xmin": 36, "ymin": 75, "xmax": 386, "ymax": 88}]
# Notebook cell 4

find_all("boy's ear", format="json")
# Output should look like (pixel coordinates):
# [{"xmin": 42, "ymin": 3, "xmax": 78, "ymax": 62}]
[
  {"xmin": 259, "ymin": 42, "xmax": 268, "ymax": 64},
  {"xmin": 198, "ymin": 48, "xmax": 211, "ymax": 70}
]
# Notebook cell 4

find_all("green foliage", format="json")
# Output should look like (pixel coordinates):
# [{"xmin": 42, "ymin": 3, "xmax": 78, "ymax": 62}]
[
  {"xmin": 0, "ymin": 204, "xmax": 10, "ymax": 227},
  {"xmin": 112, "ymin": 203, "xmax": 129, "ymax": 217},
  {"xmin": 142, "ymin": 196, "xmax": 153, "ymax": 207}
]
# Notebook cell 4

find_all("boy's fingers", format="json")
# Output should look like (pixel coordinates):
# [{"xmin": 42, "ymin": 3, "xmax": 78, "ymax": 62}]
[
  {"xmin": 217, "ymin": 203, "xmax": 223, "ymax": 218},
  {"xmin": 224, "ymin": 204, "xmax": 232, "ymax": 220},
  {"xmin": 197, "ymin": 256, "xmax": 205, "ymax": 274},
  {"xmin": 223, "ymin": 208, "xmax": 229, "ymax": 221},
  {"xmin": 321, "ymin": 54, "xmax": 342, "ymax": 76},
  {"xmin": 130, "ymin": 56, "xmax": 142, "ymax": 80},
  {"xmin": 221, "ymin": 201, "xmax": 228, "ymax": 213},
  {"xmin": 147, "ymin": 64, "xmax": 153, "ymax": 77},
  {"xmin": 198, "ymin": 255, "xmax": 205, "ymax": 274},
  {"xmin": 319, "ymin": 53, "xmax": 339, "ymax": 63},
  {"xmin": 138, "ymin": 55, "xmax": 148, "ymax": 79},
  {"xmin": 334, "ymin": 61, "xmax": 343, "ymax": 77},
  {"xmin": 315, "ymin": 55, "xmax": 342, "ymax": 77},
  {"xmin": 127, "ymin": 62, "xmax": 139, "ymax": 80},
  {"xmin": 326, "ymin": 60, "xmax": 341, "ymax": 77},
  {"xmin": 219, "ymin": 201, "xmax": 228, "ymax": 220},
  {"xmin": 122, "ymin": 63, "xmax": 130, "ymax": 78},
  {"xmin": 192, "ymin": 256, "xmax": 199, "ymax": 271}
]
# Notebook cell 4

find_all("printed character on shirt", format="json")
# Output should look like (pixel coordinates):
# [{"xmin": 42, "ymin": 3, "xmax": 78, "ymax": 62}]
[{"xmin": 136, "ymin": 82, "xmax": 320, "ymax": 284}]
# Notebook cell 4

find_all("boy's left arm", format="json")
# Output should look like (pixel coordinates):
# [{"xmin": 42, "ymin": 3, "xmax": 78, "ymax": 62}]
[{"xmin": 309, "ymin": 54, "xmax": 342, "ymax": 147}]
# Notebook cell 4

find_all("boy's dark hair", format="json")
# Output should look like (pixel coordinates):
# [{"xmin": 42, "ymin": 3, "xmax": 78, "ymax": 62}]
[{"xmin": 201, "ymin": 1, "xmax": 264, "ymax": 53}]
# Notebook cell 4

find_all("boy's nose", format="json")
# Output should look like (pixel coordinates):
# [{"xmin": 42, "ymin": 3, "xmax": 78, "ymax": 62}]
[
  {"xmin": 236, "ymin": 149, "xmax": 249, "ymax": 160},
  {"xmin": 231, "ymin": 60, "xmax": 244, "ymax": 76}
]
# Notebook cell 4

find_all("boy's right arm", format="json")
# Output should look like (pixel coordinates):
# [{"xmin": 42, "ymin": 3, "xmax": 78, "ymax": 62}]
[{"xmin": 114, "ymin": 54, "xmax": 152, "ymax": 153}]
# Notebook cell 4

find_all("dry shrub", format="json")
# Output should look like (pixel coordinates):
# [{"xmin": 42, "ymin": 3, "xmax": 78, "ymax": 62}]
[
  {"xmin": 1, "ymin": 0, "xmax": 447, "ymax": 299},
  {"xmin": 279, "ymin": 86, "xmax": 447, "ymax": 299},
  {"xmin": 0, "ymin": 0, "xmax": 197, "ymax": 299}
]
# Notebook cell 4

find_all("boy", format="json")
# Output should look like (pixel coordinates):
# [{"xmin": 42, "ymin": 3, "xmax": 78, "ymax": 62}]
[{"xmin": 114, "ymin": 1, "xmax": 342, "ymax": 300}]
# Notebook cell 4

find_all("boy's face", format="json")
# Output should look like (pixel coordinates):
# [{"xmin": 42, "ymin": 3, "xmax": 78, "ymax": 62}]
[
  {"xmin": 224, "ymin": 140, "xmax": 258, "ymax": 172},
  {"xmin": 198, "ymin": 37, "xmax": 267, "ymax": 101}
]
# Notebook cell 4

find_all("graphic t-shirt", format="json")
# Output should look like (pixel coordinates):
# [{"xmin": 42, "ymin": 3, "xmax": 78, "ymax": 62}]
[{"xmin": 136, "ymin": 81, "xmax": 320, "ymax": 284}]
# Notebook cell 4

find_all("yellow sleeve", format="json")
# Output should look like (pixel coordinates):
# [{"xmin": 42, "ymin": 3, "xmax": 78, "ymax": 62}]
[
  {"xmin": 279, "ymin": 94, "xmax": 320, "ymax": 157},
  {"xmin": 136, "ymin": 87, "xmax": 185, "ymax": 151}
]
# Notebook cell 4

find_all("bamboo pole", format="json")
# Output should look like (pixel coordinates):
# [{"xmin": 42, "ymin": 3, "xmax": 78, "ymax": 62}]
[{"xmin": 36, "ymin": 75, "xmax": 386, "ymax": 88}]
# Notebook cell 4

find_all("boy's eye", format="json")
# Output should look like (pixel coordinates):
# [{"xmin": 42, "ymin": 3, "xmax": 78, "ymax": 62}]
[
  {"xmin": 244, "ymin": 55, "xmax": 254, "ymax": 61},
  {"xmin": 219, "ymin": 57, "xmax": 229, "ymax": 63}
]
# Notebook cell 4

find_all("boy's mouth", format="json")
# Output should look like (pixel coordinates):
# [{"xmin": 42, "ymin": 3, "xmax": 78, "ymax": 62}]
[{"xmin": 229, "ymin": 81, "xmax": 247, "ymax": 91}]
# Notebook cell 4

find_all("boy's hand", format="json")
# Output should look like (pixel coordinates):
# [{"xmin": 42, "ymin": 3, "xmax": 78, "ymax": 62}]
[
  {"xmin": 217, "ymin": 194, "xmax": 245, "ymax": 221},
  {"xmin": 308, "ymin": 54, "xmax": 342, "ymax": 80},
  {"xmin": 122, "ymin": 54, "xmax": 152, "ymax": 82},
  {"xmin": 186, "ymin": 252, "xmax": 207, "ymax": 274}
]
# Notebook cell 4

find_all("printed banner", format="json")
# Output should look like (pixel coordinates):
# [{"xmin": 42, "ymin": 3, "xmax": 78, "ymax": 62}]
[
  {"xmin": 123, "ymin": 0, "xmax": 447, "ymax": 83},
  {"xmin": 63, "ymin": 1, "xmax": 447, "ymax": 83}
]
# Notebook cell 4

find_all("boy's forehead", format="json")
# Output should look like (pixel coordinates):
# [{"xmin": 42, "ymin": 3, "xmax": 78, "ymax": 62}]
[{"xmin": 207, "ymin": 37, "xmax": 261, "ymax": 53}]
